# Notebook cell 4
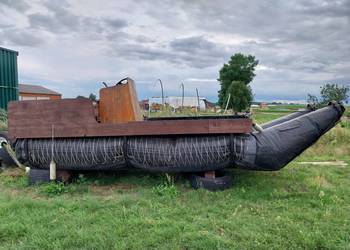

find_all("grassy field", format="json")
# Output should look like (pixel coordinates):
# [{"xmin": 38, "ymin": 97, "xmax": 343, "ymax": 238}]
[{"xmin": 0, "ymin": 106, "xmax": 349, "ymax": 249}]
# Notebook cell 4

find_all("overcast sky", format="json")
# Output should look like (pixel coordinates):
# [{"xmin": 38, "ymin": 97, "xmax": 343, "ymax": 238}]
[{"xmin": 1, "ymin": 0, "xmax": 349, "ymax": 102}]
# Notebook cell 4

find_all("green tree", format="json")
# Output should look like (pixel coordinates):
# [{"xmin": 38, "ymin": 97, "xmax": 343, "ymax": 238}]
[
  {"xmin": 226, "ymin": 81, "xmax": 253, "ymax": 113},
  {"xmin": 76, "ymin": 93, "xmax": 97, "ymax": 101},
  {"xmin": 218, "ymin": 53, "xmax": 258, "ymax": 106},
  {"xmin": 307, "ymin": 83, "xmax": 349, "ymax": 106},
  {"xmin": 320, "ymin": 83, "xmax": 349, "ymax": 104},
  {"xmin": 307, "ymin": 94, "xmax": 318, "ymax": 105},
  {"xmin": 89, "ymin": 93, "xmax": 97, "ymax": 101}
]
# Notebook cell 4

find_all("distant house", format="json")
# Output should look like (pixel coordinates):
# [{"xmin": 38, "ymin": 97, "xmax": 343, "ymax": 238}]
[
  {"xmin": 19, "ymin": 84, "xmax": 62, "ymax": 100},
  {"xmin": 203, "ymin": 100, "xmax": 217, "ymax": 111},
  {"xmin": 259, "ymin": 102, "xmax": 268, "ymax": 109},
  {"xmin": 139, "ymin": 99, "xmax": 149, "ymax": 110}
]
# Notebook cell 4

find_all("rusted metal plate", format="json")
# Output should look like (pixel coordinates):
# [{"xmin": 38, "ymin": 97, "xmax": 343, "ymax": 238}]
[
  {"xmin": 99, "ymin": 78, "xmax": 142, "ymax": 123},
  {"xmin": 8, "ymin": 98, "xmax": 97, "ymax": 127},
  {"xmin": 8, "ymin": 99, "xmax": 252, "ymax": 140},
  {"xmin": 86, "ymin": 118, "xmax": 252, "ymax": 137}
]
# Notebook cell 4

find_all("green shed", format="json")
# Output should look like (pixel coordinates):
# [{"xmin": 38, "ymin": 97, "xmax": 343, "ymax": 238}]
[{"xmin": 0, "ymin": 47, "xmax": 19, "ymax": 111}]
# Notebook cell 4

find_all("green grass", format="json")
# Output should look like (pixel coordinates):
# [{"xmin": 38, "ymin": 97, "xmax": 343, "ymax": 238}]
[{"xmin": 0, "ymin": 107, "xmax": 350, "ymax": 249}]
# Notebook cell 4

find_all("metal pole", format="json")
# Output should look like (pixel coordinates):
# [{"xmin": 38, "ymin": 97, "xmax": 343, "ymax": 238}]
[
  {"xmin": 50, "ymin": 124, "xmax": 56, "ymax": 181},
  {"xmin": 181, "ymin": 82, "xmax": 184, "ymax": 110},
  {"xmin": 157, "ymin": 79, "xmax": 165, "ymax": 107},
  {"xmin": 196, "ymin": 88, "xmax": 200, "ymax": 112},
  {"xmin": 224, "ymin": 93, "xmax": 231, "ymax": 114}
]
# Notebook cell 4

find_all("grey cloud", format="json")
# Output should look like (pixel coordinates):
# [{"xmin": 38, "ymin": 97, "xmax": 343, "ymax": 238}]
[
  {"xmin": 299, "ymin": 0, "xmax": 350, "ymax": 18},
  {"xmin": 28, "ymin": 13, "xmax": 111, "ymax": 35},
  {"xmin": 0, "ymin": 0, "xmax": 29, "ymax": 12},
  {"xmin": 1, "ymin": 0, "xmax": 349, "ymax": 101},
  {"xmin": 137, "ymin": 0, "xmax": 341, "ymax": 74},
  {"xmin": 175, "ymin": 0, "xmax": 349, "ymax": 45},
  {"xmin": 28, "ymin": 11, "xmax": 80, "ymax": 33},
  {"xmin": 107, "ymin": 36, "xmax": 229, "ymax": 68},
  {"xmin": 170, "ymin": 36, "xmax": 219, "ymax": 53},
  {"xmin": 29, "ymin": 13, "xmax": 64, "ymax": 32},
  {"xmin": 28, "ymin": 2, "xmax": 128, "ymax": 38},
  {"xmin": 1, "ymin": 29, "xmax": 45, "ymax": 46},
  {"xmin": 81, "ymin": 18, "xmax": 104, "ymax": 34},
  {"xmin": 108, "ymin": 43, "xmax": 173, "ymax": 62},
  {"xmin": 0, "ymin": 23, "xmax": 12, "ymax": 29},
  {"xmin": 105, "ymin": 18, "xmax": 128, "ymax": 29},
  {"xmin": 169, "ymin": 36, "xmax": 229, "ymax": 67},
  {"xmin": 166, "ymin": 0, "xmax": 350, "ymax": 79},
  {"xmin": 105, "ymin": 31, "xmax": 131, "ymax": 41},
  {"xmin": 133, "ymin": 35, "xmax": 157, "ymax": 43},
  {"xmin": 43, "ymin": 0, "xmax": 70, "ymax": 12}
]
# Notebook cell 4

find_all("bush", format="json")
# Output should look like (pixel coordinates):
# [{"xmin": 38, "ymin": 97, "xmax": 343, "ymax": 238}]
[
  {"xmin": 152, "ymin": 174, "xmax": 179, "ymax": 198},
  {"xmin": 40, "ymin": 182, "xmax": 69, "ymax": 197}
]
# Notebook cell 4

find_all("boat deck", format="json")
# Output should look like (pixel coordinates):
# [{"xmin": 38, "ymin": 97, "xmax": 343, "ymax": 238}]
[{"xmin": 8, "ymin": 99, "xmax": 252, "ymax": 140}]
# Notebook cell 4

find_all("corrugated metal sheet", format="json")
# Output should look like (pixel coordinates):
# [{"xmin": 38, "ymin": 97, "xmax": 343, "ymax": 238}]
[{"xmin": 0, "ymin": 47, "xmax": 19, "ymax": 110}]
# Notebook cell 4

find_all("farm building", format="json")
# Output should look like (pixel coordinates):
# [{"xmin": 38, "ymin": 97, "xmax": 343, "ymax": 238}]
[
  {"xmin": 139, "ymin": 99, "xmax": 149, "ymax": 110},
  {"xmin": 149, "ymin": 96, "xmax": 207, "ymax": 111},
  {"xmin": 259, "ymin": 102, "xmax": 269, "ymax": 109},
  {"xmin": 203, "ymin": 99, "xmax": 217, "ymax": 112},
  {"xmin": 19, "ymin": 84, "xmax": 61, "ymax": 100}
]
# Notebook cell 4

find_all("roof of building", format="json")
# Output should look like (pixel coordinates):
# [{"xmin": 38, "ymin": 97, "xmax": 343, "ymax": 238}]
[
  {"xmin": 203, "ymin": 99, "xmax": 216, "ymax": 108},
  {"xmin": 19, "ymin": 84, "xmax": 61, "ymax": 95},
  {"xmin": 0, "ymin": 47, "xmax": 19, "ymax": 54}
]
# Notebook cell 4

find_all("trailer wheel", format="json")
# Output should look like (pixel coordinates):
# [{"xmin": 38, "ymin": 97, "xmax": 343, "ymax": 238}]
[
  {"xmin": 0, "ymin": 131, "xmax": 15, "ymax": 167},
  {"xmin": 29, "ymin": 168, "xmax": 50, "ymax": 185},
  {"xmin": 189, "ymin": 170, "xmax": 233, "ymax": 191}
]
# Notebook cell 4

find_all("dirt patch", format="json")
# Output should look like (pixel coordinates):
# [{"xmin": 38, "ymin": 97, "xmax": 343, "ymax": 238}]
[
  {"xmin": 312, "ymin": 175, "xmax": 333, "ymax": 188},
  {"xmin": 0, "ymin": 168, "xmax": 25, "ymax": 177}
]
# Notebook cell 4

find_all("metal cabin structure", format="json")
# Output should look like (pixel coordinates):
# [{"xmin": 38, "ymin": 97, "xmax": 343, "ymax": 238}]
[{"xmin": 0, "ymin": 47, "xmax": 19, "ymax": 111}]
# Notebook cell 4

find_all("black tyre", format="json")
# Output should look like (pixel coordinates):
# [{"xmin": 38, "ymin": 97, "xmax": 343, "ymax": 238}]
[
  {"xmin": 29, "ymin": 168, "xmax": 50, "ymax": 185},
  {"xmin": 189, "ymin": 171, "xmax": 233, "ymax": 191},
  {"xmin": 0, "ymin": 131, "xmax": 15, "ymax": 167}
]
